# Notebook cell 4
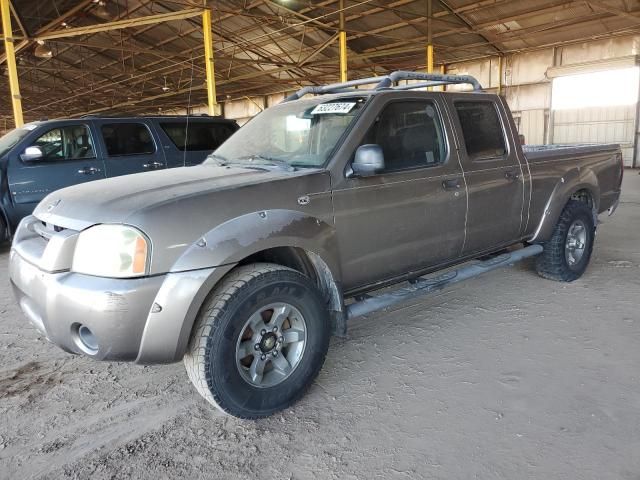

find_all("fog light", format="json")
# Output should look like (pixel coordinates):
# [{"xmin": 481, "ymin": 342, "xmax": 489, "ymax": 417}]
[{"xmin": 73, "ymin": 324, "xmax": 99, "ymax": 355}]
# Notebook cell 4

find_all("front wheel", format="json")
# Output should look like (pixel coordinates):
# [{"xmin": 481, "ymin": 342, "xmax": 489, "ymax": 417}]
[
  {"xmin": 535, "ymin": 200, "xmax": 595, "ymax": 282},
  {"xmin": 0, "ymin": 215, "xmax": 7, "ymax": 244},
  {"xmin": 184, "ymin": 263, "xmax": 330, "ymax": 419}
]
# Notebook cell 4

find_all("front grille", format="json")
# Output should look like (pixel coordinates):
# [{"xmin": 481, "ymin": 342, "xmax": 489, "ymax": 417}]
[{"xmin": 32, "ymin": 221, "xmax": 65, "ymax": 241}]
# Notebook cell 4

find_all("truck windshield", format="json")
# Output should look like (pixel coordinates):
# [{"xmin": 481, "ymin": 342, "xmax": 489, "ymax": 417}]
[
  {"xmin": 209, "ymin": 96, "xmax": 368, "ymax": 168},
  {"xmin": 0, "ymin": 126, "xmax": 33, "ymax": 158}
]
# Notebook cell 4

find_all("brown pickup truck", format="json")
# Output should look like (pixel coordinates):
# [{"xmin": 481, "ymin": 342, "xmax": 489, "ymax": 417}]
[{"xmin": 9, "ymin": 71, "xmax": 623, "ymax": 419}]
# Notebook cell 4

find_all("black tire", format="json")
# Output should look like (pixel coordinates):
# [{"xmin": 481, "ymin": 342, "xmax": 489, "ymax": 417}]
[
  {"xmin": 184, "ymin": 263, "xmax": 330, "ymax": 419},
  {"xmin": 0, "ymin": 216, "xmax": 7, "ymax": 243},
  {"xmin": 535, "ymin": 200, "xmax": 595, "ymax": 282}
]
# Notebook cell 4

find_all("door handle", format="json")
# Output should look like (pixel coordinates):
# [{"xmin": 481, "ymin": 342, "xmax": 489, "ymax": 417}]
[
  {"xmin": 143, "ymin": 161, "xmax": 164, "ymax": 169},
  {"xmin": 504, "ymin": 170, "xmax": 520, "ymax": 181},
  {"xmin": 442, "ymin": 178, "xmax": 461, "ymax": 191},
  {"xmin": 78, "ymin": 166, "xmax": 100, "ymax": 175}
]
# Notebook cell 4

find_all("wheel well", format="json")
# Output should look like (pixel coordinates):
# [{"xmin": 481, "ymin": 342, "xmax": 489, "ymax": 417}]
[
  {"xmin": 570, "ymin": 189, "xmax": 594, "ymax": 209},
  {"xmin": 240, "ymin": 247, "xmax": 318, "ymax": 283},
  {"xmin": 238, "ymin": 247, "xmax": 345, "ymax": 333}
]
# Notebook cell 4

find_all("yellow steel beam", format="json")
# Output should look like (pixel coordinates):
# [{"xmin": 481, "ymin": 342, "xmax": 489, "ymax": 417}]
[
  {"xmin": 426, "ymin": 44, "xmax": 434, "ymax": 73},
  {"xmin": 497, "ymin": 55, "xmax": 503, "ymax": 95},
  {"xmin": 427, "ymin": 0, "xmax": 433, "ymax": 73},
  {"xmin": 202, "ymin": 8, "xmax": 217, "ymax": 116},
  {"xmin": 339, "ymin": 0, "xmax": 347, "ymax": 82},
  {"xmin": 1, "ymin": 0, "xmax": 23, "ymax": 127},
  {"xmin": 35, "ymin": 8, "xmax": 203, "ymax": 41}
]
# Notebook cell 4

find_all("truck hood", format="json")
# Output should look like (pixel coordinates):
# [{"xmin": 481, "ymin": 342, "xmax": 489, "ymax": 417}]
[
  {"xmin": 34, "ymin": 164, "xmax": 304, "ymax": 230},
  {"xmin": 34, "ymin": 164, "xmax": 333, "ymax": 274}
]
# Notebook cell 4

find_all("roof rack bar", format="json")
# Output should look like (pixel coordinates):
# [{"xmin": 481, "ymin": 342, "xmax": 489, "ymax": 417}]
[
  {"xmin": 393, "ymin": 81, "xmax": 450, "ymax": 90},
  {"xmin": 283, "ymin": 75, "xmax": 391, "ymax": 102},
  {"xmin": 282, "ymin": 70, "xmax": 482, "ymax": 102},
  {"xmin": 385, "ymin": 71, "xmax": 482, "ymax": 90}
]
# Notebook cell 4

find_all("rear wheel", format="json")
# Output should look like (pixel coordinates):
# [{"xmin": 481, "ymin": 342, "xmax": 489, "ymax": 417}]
[
  {"xmin": 184, "ymin": 263, "xmax": 330, "ymax": 419},
  {"xmin": 535, "ymin": 200, "xmax": 595, "ymax": 282}
]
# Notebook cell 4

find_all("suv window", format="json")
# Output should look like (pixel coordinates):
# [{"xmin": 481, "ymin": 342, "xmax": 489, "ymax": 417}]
[
  {"xmin": 101, "ymin": 123, "xmax": 155, "ymax": 156},
  {"xmin": 361, "ymin": 101, "xmax": 446, "ymax": 172},
  {"xmin": 454, "ymin": 101, "xmax": 506, "ymax": 160},
  {"xmin": 32, "ymin": 125, "xmax": 95, "ymax": 161},
  {"xmin": 160, "ymin": 121, "xmax": 235, "ymax": 152}
]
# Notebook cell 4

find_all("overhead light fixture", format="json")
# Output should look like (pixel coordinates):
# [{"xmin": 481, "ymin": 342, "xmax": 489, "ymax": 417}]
[
  {"xmin": 92, "ymin": 0, "xmax": 113, "ymax": 20},
  {"xmin": 162, "ymin": 76, "xmax": 171, "ymax": 92},
  {"xmin": 34, "ymin": 40, "xmax": 53, "ymax": 59}
]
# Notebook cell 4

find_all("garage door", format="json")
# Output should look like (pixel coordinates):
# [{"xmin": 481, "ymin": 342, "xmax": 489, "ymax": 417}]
[{"xmin": 548, "ymin": 58, "xmax": 639, "ymax": 166}]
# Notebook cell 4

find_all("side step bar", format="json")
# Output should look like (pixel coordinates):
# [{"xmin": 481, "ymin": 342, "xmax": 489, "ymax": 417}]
[{"xmin": 346, "ymin": 244, "xmax": 543, "ymax": 319}]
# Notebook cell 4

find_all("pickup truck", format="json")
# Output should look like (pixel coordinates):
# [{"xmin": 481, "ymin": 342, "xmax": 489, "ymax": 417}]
[
  {"xmin": 9, "ymin": 71, "xmax": 623, "ymax": 419},
  {"xmin": 0, "ymin": 115, "xmax": 238, "ymax": 240}
]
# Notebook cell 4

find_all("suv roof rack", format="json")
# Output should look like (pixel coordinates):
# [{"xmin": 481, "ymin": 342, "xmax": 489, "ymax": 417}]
[{"xmin": 283, "ymin": 70, "xmax": 483, "ymax": 102}]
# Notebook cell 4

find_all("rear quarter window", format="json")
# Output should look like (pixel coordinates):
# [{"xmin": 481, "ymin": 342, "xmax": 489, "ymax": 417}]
[
  {"xmin": 101, "ymin": 123, "xmax": 155, "ymax": 156},
  {"xmin": 454, "ymin": 101, "xmax": 506, "ymax": 161},
  {"xmin": 160, "ymin": 122, "xmax": 235, "ymax": 152}
]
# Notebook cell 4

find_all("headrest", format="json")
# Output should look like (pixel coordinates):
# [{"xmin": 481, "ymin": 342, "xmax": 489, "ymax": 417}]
[
  {"xmin": 138, "ymin": 129, "xmax": 151, "ymax": 143},
  {"xmin": 400, "ymin": 124, "xmax": 434, "ymax": 153}
]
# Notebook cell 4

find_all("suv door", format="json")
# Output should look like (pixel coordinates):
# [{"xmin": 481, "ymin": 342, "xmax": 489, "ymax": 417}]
[
  {"xmin": 332, "ymin": 97, "xmax": 467, "ymax": 291},
  {"xmin": 96, "ymin": 121, "xmax": 166, "ymax": 177},
  {"xmin": 7, "ymin": 122, "xmax": 105, "ymax": 219},
  {"xmin": 157, "ymin": 119, "xmax": 238, "ymax": 167},
  {"xmin": 447, "ymin": 97, "xmax": 525, "ymax": 254}
]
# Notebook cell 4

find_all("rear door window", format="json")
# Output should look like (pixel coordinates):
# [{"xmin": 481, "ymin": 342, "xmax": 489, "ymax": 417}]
[
  {"xmin": 160, "ymin": 121, "xmax": 235, "ymax": 151},
  {"xmin": 32, "ymin": 125, "xmax": 95, "ymax": 161},
  {"xmin": 454, "ymin": 101, "xmax": 506, "ymax": 160},
  {"xmin": 101, "ymin": 123, "xmax": 155, "ymax": 156}
]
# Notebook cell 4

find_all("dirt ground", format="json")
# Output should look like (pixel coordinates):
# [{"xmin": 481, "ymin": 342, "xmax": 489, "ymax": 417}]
[{"xmin": 1, "ymin": 174, "xmax": 639, "ymax": 480}]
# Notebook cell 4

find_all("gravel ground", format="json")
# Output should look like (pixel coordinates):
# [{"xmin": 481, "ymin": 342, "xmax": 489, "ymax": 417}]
[{"xmin": 1, "ymin": 173, "xmax": 639, "ymax": 480}]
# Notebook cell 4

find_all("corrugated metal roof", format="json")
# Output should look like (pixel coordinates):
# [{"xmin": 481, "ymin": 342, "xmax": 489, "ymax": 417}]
[{"xmin": 0, "ymin": 0, "xmax": 638, "ymax": 123}]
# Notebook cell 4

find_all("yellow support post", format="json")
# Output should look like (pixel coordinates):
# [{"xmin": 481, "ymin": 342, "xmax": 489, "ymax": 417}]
[
  {"xmin": 426, "ymin": 0, "xmax": 433, "ymax": 90},
  {"xmin": 497, "ymin": 55, "xmax": 503, "ymax": 96},
  {"xmin": 1, "ymin": 0, "xmax": 23, "ymax": 128},
  {"xmin": 439, "ymin": 64, "xmax": 446, "ymax": 91},
  {"xmin": 339, "ymin": 0, "xmax": 347, "ymax": 82},
  {"xmin": 426, "ymin": 44, "xmax": 434, "ymax": 73},
  {"xmin": 202, "ymin": 8, "xmax": 217, "ymax": 116},
  {"xmin": 426, "ymin": 0, "xmax": 433, "ymax": 74}
]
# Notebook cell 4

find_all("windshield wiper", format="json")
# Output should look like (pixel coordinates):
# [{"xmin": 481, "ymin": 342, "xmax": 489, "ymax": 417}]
[
  {"xmin": 206, "ymin": 153, "xmax": 230, "ymax": 165},
  {"xmin": 237, "ymin": 155, "xmax": 296, "ymax": 172}
]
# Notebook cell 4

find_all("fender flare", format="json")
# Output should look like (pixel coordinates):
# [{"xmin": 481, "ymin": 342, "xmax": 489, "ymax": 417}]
[
  {"xmin": 140, "ymin": 210, "xmax": 344, "ymax": 362},
  {"xmin": 170, "ymin": 209, "xmax": 341, "ymax": 276},
  {"xmin": 530, "ymin": 167, "xmax": 599, "ymax": 243}
]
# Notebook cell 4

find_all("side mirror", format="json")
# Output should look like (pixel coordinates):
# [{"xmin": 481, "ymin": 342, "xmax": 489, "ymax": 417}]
[
  {"xmin": 351, "ymin": 144, "xmax": 384, "ymax": 177},
  {"xmin": 21, "ymin": 146, "xmax": 44, "ymax": 162}
]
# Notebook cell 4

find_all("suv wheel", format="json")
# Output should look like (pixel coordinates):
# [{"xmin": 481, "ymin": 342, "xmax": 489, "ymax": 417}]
[
  {"xmin": 0, "ymin": 216, "xmax": 7, "ymax": 244},
  {"xmin": 535, "ymin": 200, "xmax": 595, "ymax": 282},
  {"xmin": 184, "ymin": 263, "xmax": 330, "ymax": 419}
]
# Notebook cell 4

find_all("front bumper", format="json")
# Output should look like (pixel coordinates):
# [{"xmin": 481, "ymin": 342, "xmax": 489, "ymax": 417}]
[
  {"xmin": 9, "ymin": 248, "xmax": 221, "ymax": 363},
  {"xmin": 10, "ymin": 248, "xmax": 165, "ymax": 361}
]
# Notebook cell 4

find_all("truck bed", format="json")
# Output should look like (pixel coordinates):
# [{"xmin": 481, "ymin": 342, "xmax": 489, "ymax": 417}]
[{"xmin": 523, "ymin": 143, "xmax": 620, "ymax": 161}]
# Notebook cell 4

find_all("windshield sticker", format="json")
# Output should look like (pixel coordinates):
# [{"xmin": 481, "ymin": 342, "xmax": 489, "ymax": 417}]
[
  {"xmin": 311, "ymin": 102, "xmax": 356, "ymax": 115},
  {"xmin": 23, "ymin": 124, "xmax": 38, "ymax": 131}
]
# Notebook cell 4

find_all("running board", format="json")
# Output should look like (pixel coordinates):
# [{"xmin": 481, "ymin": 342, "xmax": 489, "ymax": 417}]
[{"xmin": 346, "ymin": 244, "xmax": 543, "ymax": 319}]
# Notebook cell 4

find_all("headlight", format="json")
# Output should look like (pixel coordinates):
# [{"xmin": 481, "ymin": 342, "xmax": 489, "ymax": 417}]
[{"xmin": 72, "ymin": 225, "xmax": 149, "ymax": 278}]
